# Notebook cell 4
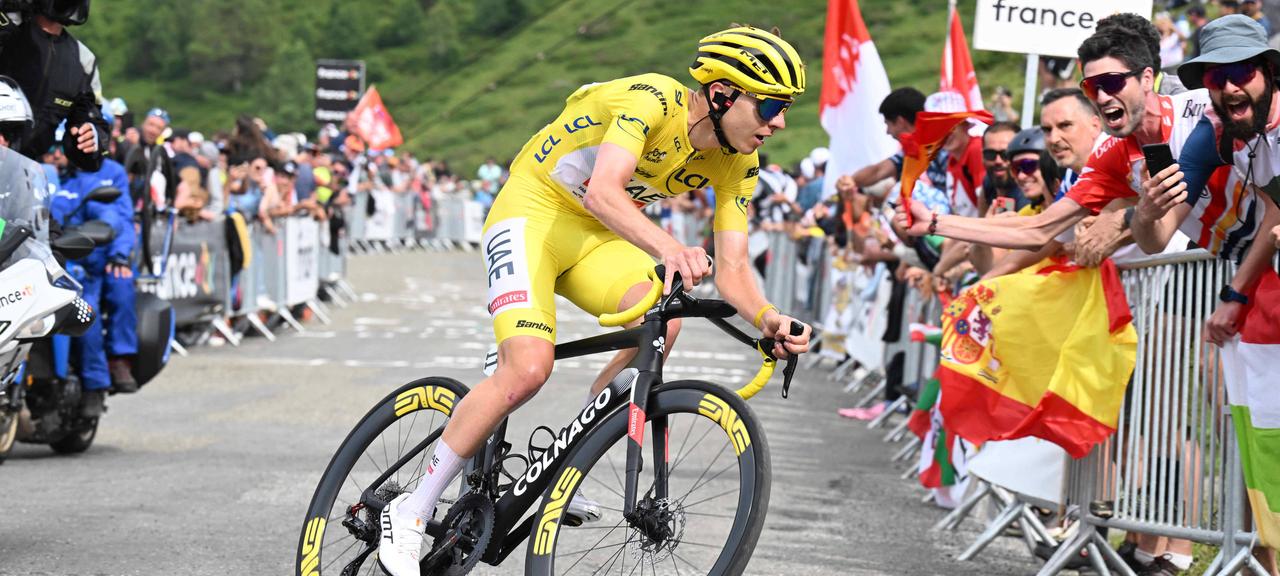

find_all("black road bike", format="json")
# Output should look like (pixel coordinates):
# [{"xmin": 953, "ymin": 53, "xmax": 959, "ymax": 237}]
[{"xmin": 296, "ymin": 267, "xmax": 803, "ymax": 576}]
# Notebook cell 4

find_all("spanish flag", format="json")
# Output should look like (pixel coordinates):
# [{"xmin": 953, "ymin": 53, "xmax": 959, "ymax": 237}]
[
  {"xmin": 937, "ymin": 257, "xmax": 1137, "ymax": 458},
  {"xmin": 1221, "ymin": 270, "xmax": 1280, "ymax": 549},
  {"xmin": 898, "ymin": 109, "xmax": 993, "ymax": 226}
]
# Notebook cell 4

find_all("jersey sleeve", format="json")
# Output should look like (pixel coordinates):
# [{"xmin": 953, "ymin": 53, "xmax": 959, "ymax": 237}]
[
  {"xmin": 599, "ymin": 86, "xmax": 669, "ymax": 160},
  {"xmin": 711, "ymin": 162, "xmax": 757, "ymax": 233},
  {"xmin": 1065, "ymin": 139, "xmax": 1136, "ymax": 214},
  {"xmin": 1178, "ymin": 115, "xmax": 1227, "ymax": 208}
]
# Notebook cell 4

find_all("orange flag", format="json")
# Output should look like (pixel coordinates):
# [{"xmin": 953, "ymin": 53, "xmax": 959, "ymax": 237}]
[
  {"xmin": 349, "ymin": 85, "xmax": 403, "ymax": 151},
  {"xmin": 898, "ymin": 109, "xmax": 993, "ymax": 226}
]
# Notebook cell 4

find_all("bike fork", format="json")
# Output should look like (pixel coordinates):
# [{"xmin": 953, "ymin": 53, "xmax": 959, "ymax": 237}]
[{"xmin": 623, "ymin": 371, "xmax": 654, "ymax": 516}]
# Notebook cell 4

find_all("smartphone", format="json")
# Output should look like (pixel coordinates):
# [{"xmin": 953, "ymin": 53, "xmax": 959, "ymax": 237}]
[
  {"xmin": 993, "ymin": 197, "xmax": 1015, "ymax": 214},
  {"xmin": 1141, "ymin": 143, "xmax": 1176, "ymax": 178}
]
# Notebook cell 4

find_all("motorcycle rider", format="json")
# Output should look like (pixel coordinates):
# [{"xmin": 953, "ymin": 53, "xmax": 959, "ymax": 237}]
[
  {"xmin": 48, "ymin": 119, "xmax": 136, "ymax": 415},
  {"xmin": 0, "ymin": 76, "xmax": 52, "ymax": 223},
  {"xmin": 0, "ymin": 0, "xmax": 107, "ymax": 172}
]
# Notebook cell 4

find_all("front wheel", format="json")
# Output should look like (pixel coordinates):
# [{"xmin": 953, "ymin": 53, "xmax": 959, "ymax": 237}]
[
  {"xmin": 525, "ymin": 379, "xmax": 771, "ymax": 576},
  {"xmin": 49, "ymin": 417, "xmax": 97, "ymax": 454},
  {"xmin": 295, "ymin": 376, "xmax": 468, "ymax": 576}
]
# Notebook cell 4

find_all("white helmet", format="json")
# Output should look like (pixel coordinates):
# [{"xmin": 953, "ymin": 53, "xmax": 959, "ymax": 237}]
[{"xmin": 0, "ymin": 76, "xmax": 33, "ymax": 149}]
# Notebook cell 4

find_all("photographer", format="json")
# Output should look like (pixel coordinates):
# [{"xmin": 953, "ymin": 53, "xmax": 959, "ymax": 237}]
[{"xmin": 0, "ymin": 0, "xmax": 107, "ymax": 172}]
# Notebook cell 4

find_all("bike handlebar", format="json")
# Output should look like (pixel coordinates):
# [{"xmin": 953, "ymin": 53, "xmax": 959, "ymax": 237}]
[{"xmin": 599, "ymin": 263, "xmax": 807, "ymax": 401}]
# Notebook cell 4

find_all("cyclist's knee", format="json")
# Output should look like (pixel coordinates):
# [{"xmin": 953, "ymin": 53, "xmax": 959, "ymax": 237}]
[{"xmin": 494, "ymin": 353, "xmax": 553, "ymax": 409}]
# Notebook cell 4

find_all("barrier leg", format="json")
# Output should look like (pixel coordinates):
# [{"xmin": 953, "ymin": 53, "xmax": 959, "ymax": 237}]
[
  {"xmin": 868, "ymin": 395, "xmax": 908, "ymax": 430},
  {"xmin": 957, "ymin": 499, "xmax": 1023, "ymax": 561},
  {"xmin": 853, "ymin": 381, "xmax": 886, "ymax": 409},
  {"xmin": 933, "ymin": 481, "xmax": 993, "ymax": 531},
  {"xmin": 1092, "ymin": 531, "xmax": 1136, "ymax": 576},
  {"xmin": 883, "ymin": 416, "xmax": 911, "ymax": 443},
  {"xmin": 1215, "ymin": 545, "xmax": 1270, "ymax": 576},
  {"xmin": 245, "ymin": 313, "xmax": 277, "ymax": 342},
  {"xmin": 321, "ymin": 283, "xmax": 349, "ymax": 308},
  {"xmin": 277, "ymin": 306, "xmax": 306, "ymax": 333},
  {"xmin": 1084, "ymin": 541, "xmax": 1112, "ymax": 576},
  {"xmin": 306, "ymin": 299, "xmax": 332, "ymax": 325},
  {"xmin": 892, "ymin": 436, "xmax": 921, "ymax": 463},
  {"xmin": 211, "ymin": 318, "xmax": 241, "ymax": 347},
  {"xmin": 170, "ymin": 339, "xmax": 188, "ymax": 357},
  {"xmin": 900, "ymin": 463, "xmax": 920, "ymax": 480},
  {"xmin": 828, "ymin": 357, "xmax": 855, "ymax": 382},
  {"xmin": 1020, "ymin": 506, "xmax": 1057, "ymax": 546},
  {"xmin": 335, "ymin": 279, "xmax": 359, "ymax": 302}
]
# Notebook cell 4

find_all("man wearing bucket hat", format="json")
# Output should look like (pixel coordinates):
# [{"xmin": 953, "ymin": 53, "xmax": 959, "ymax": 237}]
[
  {"xmin": 1131, "ymin": 15, "xmax": 1280, "ymax": 575},
  {"xmin": 1133, "ymin": 14, "xmax": 1280, "ymax": 346}
]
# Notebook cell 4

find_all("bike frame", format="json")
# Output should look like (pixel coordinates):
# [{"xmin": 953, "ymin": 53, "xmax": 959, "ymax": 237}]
[{"xmin": 354, "ymin": 282, "xmax": 763, "ymax": 566}]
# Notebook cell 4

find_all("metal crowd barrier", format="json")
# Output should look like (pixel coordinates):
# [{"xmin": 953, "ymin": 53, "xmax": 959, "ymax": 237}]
[
  {"xmin": 764, "ymin": 221, "xmax": 1270, "ymax": 575},
  {"xmin": 343, "ymin": 189, "xmax": 484, "ymax": 252},
  {"xmin": 1041, "ymin": 251, "xmax": 1268, "ymax": 576},
  {"xmin": 138, "ymin": 213, "xmax": 352, "ymax": 350}
]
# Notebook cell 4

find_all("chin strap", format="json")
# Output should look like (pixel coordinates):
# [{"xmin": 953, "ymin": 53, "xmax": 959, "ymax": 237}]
[{"xmin": 702, "ymin": 84, "xmax": 739, "ymax": 154}]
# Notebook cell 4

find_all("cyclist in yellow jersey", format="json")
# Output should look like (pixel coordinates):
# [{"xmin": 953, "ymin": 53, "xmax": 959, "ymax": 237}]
[{"xmin": 379, "ymin": 26, "xmax": 814, "ymax": 575}]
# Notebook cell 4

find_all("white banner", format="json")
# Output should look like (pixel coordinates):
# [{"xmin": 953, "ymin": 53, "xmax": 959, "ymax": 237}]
[
  {"xmin": 285, "ymin": 217, "xmax": 321, "ymax": 306},
  {"xmin": 820, "ymin": 261, "xmax": 890, "ymax": 370},
  {"xmin": 363, "ymin": 189, "xmax": 397, "ymax": 241},
  {"xmin": 972, "ymin": 0, "xmax": 1153, "ymax": 59},
  {"xmin": 463, "ymin": 200, "xmax": 485, "ymax": 245}
]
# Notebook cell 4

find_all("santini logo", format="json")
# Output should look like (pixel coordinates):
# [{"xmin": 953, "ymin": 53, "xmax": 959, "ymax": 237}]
[{"xmin": 516, "ymin": 319, "xmax": 553, "ymax": 334}]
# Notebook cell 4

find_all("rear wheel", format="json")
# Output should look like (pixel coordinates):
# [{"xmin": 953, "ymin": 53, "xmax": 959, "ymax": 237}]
[
  {"xmin": 295, "ymin": 376, "xmax": 468, "ymax": 576},
  {"xmin": 49, "ymin": 417, "xmax": 97, "ymax": 454},
  {"xmin": 525, "ymin": 379, "xmax": 771, "ymax": 576}
]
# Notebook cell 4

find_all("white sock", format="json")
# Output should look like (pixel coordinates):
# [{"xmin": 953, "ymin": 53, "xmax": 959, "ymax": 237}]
[
  {"xmin": 1134, "ymin": 549, "xmax": 1156, "ymax": 566},
  {"xmin": 399, "ymin": 439, "xmax": 465, "ymax": 522},
  {"xmin": 1164, "ymin": 552, "xmax": 1193, "ymax": 570}
]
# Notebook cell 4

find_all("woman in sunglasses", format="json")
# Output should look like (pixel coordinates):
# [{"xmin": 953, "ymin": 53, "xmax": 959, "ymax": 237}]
[{"xmin": 1006, "ymin": 128, "xmax": 1061, "ymax": 217}]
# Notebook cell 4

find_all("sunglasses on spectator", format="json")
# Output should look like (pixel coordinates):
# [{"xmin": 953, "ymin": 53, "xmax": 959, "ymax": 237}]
[
  {"xmin": 1012, "ymin": 158, "xmax": 1040, "ymax": 176},
  {"xmin": 982, "ymin": 149, "xmax": 1009, "ymax": 162},
  {"xmin": 735, "ymin": 89, "xmax": 792, "ymax": 121},
  {"xmin": 1202, "ymin": 61, "xmax": 1259, "ymax": 90},
  {"xmin": 1079, "ymin": 69, "xmax": 1143, "ymax": 100}
]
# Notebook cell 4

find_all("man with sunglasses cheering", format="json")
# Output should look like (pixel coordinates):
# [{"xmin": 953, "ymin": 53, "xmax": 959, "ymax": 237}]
[
  {"xmin": 376, "ymin": 26, "xmax": 814, "ymax": 576},
  {"xmin": 897, "ymin": 14, "xmax": 1203, "ymax": 258},
  {"xmin": 1132, "ymin": 15, "xmax": 1280, "ymax": 347}
]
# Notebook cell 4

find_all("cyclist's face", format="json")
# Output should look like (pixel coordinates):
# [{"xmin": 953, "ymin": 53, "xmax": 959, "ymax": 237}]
[{"xmin": 718, "ymin": 86, "xmax": 788, "ymax": 153}]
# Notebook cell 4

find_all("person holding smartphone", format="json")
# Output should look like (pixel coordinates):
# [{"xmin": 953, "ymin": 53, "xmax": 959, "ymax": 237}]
[
  {"xmin": 898, "ymin": 14, "xmax": 1199, "ymax": 261},
  {"xmin": 1132, "ymin": 15, "xmax": 1280, "ymax": 347}
]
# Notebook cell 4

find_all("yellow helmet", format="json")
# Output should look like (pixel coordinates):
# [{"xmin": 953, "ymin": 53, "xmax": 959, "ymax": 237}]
[{"xmin": 689, "ymin": 26, "xmax": 807, "ymax": 101}]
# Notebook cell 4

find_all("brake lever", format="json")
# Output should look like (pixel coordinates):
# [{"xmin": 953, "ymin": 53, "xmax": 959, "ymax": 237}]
[{"xmin": 780, "ymin": 322, "xmax": 805, "ymax": 399}]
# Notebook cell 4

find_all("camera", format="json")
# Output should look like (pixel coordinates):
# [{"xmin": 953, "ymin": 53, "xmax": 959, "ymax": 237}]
[{"xmin": 1, "ymin": 0, "xmax": 90, "ymax": 26}]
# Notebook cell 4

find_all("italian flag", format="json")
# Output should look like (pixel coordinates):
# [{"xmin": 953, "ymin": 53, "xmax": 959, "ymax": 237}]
[{"xmin": 1221, "ymin": 270, "xmax": 1280, "ymax": 549}]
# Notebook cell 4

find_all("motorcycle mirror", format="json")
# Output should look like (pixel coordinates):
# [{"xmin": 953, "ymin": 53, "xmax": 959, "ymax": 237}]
[
  {"xmin": 87, "ymin": 186, "xmax": 122, "ymax": 204},
  {"xmin": 73, "ymin": 220, "xmax": 115, "ymax": 246},
  {"xmin": 50, "ymin": 231, "xmax": 96, "ymax": 260}
]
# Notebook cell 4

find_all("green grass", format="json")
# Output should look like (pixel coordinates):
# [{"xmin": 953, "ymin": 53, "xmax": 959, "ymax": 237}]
[{"xmin": 96, "ymin": 0, "xmax": 1032, "ymax": 174}]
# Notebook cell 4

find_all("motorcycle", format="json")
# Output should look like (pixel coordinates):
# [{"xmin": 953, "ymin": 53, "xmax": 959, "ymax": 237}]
[{"xmin": 0, "ymin": 183, "xmax": 174, "ymax": 461}]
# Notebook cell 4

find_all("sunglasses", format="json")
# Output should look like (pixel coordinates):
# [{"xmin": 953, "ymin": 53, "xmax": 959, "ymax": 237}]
[
  {"xmin": 1012, "ymin": 158, "xmax": 1040, "ymax": 176},
  {"xmin": 982, "ymin": 149, "xmax": 1009, "ymax": 162},
  {"xmin": 1079, "ymin": 69, "xmax": 1143, "ymax": 100},
  {"xmin": 1202, "ymin": 61, "xmax": 1259, "ymax": 90},
  {"xmin": 737, "ymin": 90, "xmax": 792, "ymax": 121}
]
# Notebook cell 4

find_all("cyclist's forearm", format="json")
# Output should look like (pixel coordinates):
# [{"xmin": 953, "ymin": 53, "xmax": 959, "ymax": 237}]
[{"xmin": 712, "ymin": 232, "xmax": 771, "ymax": 328}]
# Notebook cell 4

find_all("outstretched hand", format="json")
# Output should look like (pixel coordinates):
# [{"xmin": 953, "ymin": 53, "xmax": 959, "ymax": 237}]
[{"xmin": 892, "ymin": 199, "xmax": 934, "ymax": 236}]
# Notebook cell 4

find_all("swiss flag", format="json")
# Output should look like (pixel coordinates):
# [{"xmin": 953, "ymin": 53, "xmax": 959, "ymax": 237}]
[
  {"xmin": 348, "ymin": 86, "xmax": 404, "ymax": 151},
  {"xmin": 820, "ymin": 0, "xmax": 899, "ymax": 197},
  {"xmin": 940, "ymin": 7, "xmax": 983, "ymax": 112}
]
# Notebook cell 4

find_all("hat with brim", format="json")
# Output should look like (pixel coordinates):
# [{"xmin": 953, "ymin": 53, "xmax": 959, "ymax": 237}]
[{"xmin": 1178, "ymin": 14, "xmax": 1280, "ymax": 89}]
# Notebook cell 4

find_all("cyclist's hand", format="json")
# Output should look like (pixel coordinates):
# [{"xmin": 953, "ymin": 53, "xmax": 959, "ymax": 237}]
[
  {"xmin": 661, "ymin": 244, "xmax": 709, "ymax": 295},
  {"xmin": 762, "ymin": 312, "xmax": 811, "ymax": 359}
]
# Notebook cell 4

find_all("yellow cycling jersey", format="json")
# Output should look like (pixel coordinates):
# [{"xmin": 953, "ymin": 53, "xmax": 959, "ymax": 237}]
[{"xmin": 507, "ymin": 73, "xmax": 759, "ymax": 233}]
